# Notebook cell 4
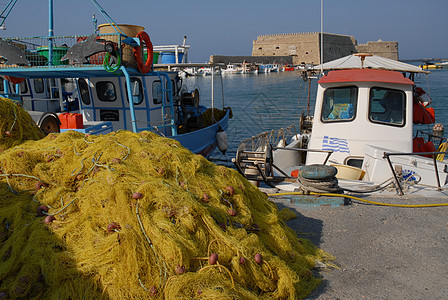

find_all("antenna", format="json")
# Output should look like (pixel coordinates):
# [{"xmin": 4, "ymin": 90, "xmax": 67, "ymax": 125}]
[{"xmin": 92, "ymin": 13, "xmax": 98, "ymax": 33}]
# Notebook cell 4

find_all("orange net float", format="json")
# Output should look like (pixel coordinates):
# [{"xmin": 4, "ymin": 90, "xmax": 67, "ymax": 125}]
[{"xmin": 133, "ymin": 31, "xmax": 153, "ymax": 74}]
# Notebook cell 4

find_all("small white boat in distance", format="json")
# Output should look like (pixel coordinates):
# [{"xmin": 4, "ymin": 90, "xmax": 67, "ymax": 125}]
[
  {"xmin": 270, "ymin": 64, "xmax": 279, "ymax": 72},
  {"xmin": 221, "ymin": 64, "xmax": 243, "ymax": 75},
  {"xmin": 242, "ymin": 63, "xmax": 258, "ymax": 74},
  {"xmin": 258, "ymin": 64, "xmax": 271, "ymax": 73}
]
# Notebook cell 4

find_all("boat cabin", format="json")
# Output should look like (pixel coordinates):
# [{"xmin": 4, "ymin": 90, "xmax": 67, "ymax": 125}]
[
  {"xmin": 0, "ymin": 70, "xmax": 208, "ymax": 137},
  {"xmin": 306, "ymin": 69, "xmax": 415, "ymax": 168}
]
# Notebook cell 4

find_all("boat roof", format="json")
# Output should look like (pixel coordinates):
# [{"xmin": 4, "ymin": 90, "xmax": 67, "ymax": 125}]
[
  {"xmin": 314, "ymin": 54, "xmax": 429, "ymax": 74},
  {"xmin": 0, "ymin": 63, "xmax": 223, "ymax": 79},
  {"xmin": 0, "ymin": 65, "xmax": 146, "ymax": 79},
  {"xmin": 318, "ymin": 69, "xmax": 415, "ymax": 85}
]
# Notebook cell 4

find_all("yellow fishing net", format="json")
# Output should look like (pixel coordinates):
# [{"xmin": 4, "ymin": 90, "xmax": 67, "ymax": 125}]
[
  {"xmin": 0, "ymin": 97, "xmax": 332, "ymax": 299},
  {"xmin": 0, "ymin": 97, "xmax": 45, "ymax": 151}
]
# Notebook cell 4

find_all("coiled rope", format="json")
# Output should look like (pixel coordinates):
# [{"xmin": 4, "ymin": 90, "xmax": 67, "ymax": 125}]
[{"xmin": 296, "ymin": 172, "xmax": 342, "ymax": 193}]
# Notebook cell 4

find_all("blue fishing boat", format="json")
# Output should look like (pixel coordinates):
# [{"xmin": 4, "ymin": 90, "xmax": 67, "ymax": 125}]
[{"xmin": 0, "ymin": 0, "xmax": 230, "ymax": 156}]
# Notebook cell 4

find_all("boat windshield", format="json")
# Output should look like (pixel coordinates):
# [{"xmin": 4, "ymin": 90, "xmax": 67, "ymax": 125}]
[
  {"xmin": 321, "ymin": 86, "xmax": 358, "ymax": 122},
  {"xmin": 369, "ymin": 87, "xmax": 406, "ymax": 126}
]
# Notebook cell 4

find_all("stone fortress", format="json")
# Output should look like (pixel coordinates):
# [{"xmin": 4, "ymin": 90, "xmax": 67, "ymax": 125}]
[{"xmin": 251, "ymin": 32, "xmax": 398, "ymax": 65}]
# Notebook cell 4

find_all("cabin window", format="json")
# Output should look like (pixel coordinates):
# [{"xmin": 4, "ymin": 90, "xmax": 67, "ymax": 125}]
[
  {"xmin": 125, "ymin": 78, "xmax": 144, "ymax": 105},
  {"xmin": 46, "ymin": 79, "xmax": 59, "ymax": 98},
  {"xmin": 153, "ymin": 80, "xmax": 162, "ymax": 104},
  {"xmin": 321, "ymin": 86, "xmax": 358, "ymax": 122},
  {"xmin": 78, "ymin": 79, "xmax": 91, "ymax": 105},
  {"xmin": 19, "ymin": 80, "xmax": 28, "ymax": 94},
  {"xmin": 96, "ymin": 81, "xmax": 116, "ymax": 102},
  {"xmin": 152, "ymin": 80, "xmax": 172, "ymax": 104},
  {"xmin": 0, "ymin": 79, "xmax": 4, "ymax": 92},
  {"xmin": 369, "ymin": 87, "xmax": 406, "ymax": 126},
  {"xmin": 34, "ymin": 79, "xmax": 44, "ymax": 94}
]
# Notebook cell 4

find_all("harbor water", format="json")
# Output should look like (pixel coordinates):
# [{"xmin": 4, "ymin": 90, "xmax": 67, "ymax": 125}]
[{"xmin": 184, "ymin": 66, "xmax": 448, "ymax": 167}]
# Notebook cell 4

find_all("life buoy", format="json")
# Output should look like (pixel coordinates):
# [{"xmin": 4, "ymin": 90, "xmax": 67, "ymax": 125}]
[
  {"xmin": 5, "ymin": 76, "xmax": 25, "ymax": 85},
  {"xmin": 133, "ymin": 31, "xmax": 153, "ymax": 74}
]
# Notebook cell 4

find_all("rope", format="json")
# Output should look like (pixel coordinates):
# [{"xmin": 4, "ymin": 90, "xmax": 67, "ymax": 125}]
[
  {"xmin": 103, "ymin": 50, "xmax": 121, "ymax": 73},
  {"xmin": 45, "ymin": 197, "xmax": 78, "ymax": 215},
  {"xmin": 296, "ymin": 172, "xmax": 342, "ymax": 193},
  {"xmin": 437, "ymin": 142, "xmax": 448, "ymax": 161},
  {"xmin": 136, "ymin": 202, "xmax": 167, "ymax": 287},
  {"xmin": 267, "ymin": 191, "xmax": 448, "ymax": 208}
]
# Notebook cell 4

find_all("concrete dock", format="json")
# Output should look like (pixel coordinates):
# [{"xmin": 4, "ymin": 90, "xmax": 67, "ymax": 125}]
[{"xmin": 269, "ymin": 194, "xmax": 448, "ymax": 299}]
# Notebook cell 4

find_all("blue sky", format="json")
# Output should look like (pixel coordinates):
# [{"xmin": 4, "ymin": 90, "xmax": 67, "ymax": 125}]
[{"xmin": 1, "ymin": 0, "xmax": 447, "ymax": 62}]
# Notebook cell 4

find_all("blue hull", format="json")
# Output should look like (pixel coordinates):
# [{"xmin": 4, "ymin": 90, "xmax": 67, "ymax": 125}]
[{"xmin": 173, "ymin": 109, "xmax": 230, "ymax": 156}]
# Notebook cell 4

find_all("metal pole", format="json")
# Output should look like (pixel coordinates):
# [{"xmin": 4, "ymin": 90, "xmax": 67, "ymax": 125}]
[
  {"xmin": 48, "ymin": 0, "xmax": 54, "ymax": 66},
  {"xmin": 182, "ymin": 36, "xmax": 187, "ymax": 63},
  {"xmin": 220, "ymin": 67, "xmax": 224, "ymax": 109},
  {"xmin": 307, "ymin": 72, "xmax": 311, "ymax": 115},
  {"xmin": 121, "ymin": 66, "xmax": 138, "ymax": 132},
  {"xmin": 384, "ymin": 153, "xmax": 404, "ymax": 196},
  {"xmin": 320, "ymin": 0, "xmax": 323, "ymax": 72},
  {"xmin": 432, "ymin": 155, "xmax": 442, "ymax": 190},
  {"xmin": 211, "ymin": 64, "xmax": 215, "ymax": 121}
]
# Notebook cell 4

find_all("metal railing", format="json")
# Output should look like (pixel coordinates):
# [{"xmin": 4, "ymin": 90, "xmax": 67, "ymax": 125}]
[
  {"xmin": 383, "ymin": 150, "xmax": 448, "ymax": 195},
  {"xmin": 1, "ymin": 33, "xmax": 131, "ymax": 68}
]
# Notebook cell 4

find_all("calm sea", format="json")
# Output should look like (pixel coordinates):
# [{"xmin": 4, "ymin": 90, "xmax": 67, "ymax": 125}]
[{"xmin": 184, "ymin": 66, "xmax": 448, "ymax": 167}]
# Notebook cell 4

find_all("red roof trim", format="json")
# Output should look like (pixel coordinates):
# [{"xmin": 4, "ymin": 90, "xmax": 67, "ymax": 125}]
[{"xmin": 318, "ymin": 69, "xmax": 415, "ymax": 85}]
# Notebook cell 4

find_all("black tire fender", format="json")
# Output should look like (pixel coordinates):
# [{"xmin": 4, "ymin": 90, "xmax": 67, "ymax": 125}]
[{"xmin": 37, "ymin": 112, "xmax": 61, "ymax": 134}]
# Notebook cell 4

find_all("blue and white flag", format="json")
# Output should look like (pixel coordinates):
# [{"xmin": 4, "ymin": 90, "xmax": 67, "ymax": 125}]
[{"xmin": 322, "ymin": 136, "xmax": 350, "ymax": 153}]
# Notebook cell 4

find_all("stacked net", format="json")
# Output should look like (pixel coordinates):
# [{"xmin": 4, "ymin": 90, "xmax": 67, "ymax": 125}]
[
  {"xmin": 0, "ymin": 98, "xmax": 332, "ymax": 299},
  {"xmin": 0, "ymin": 97, "xmax": 45, "ymax": 152}
]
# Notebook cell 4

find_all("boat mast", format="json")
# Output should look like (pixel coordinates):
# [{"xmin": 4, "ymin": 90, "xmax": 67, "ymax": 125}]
[
  {"xmin": 48, "ymin": 0, "xmax": 54, "ymax": 66},
  {"xmin": 320, "ymin": 0, "xmax": 323, "ymax": 72}
]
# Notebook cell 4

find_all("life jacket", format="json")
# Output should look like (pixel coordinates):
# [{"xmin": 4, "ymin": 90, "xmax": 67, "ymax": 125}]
[{"xmin": 413, "ymin": 103, "xmax": 435, "ymax": 124}]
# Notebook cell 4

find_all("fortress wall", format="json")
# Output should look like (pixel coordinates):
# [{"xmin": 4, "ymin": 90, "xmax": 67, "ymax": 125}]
[
  {"xmin": 252, "ymin": 32, "xmax": 398, "ymax": 64},
  {"xmin": 252, "ymin": 32, "xmax": 320, "ymax": 64},
  {"xmin": 356, "ymin": 40, "xmax": 399, "ymax": 60},
  {"xmin": 210, "ymin": 55, "xmax": 293, "ymax": 65},
  {"xmin": 322, "ymin": 34, "xmax": 358, "ymax": 62}
]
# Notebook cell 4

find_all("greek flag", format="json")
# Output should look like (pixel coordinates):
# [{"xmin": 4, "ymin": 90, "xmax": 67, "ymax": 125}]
[{"xmin": 322, "ymin": 136, "xmax": 350, "ymax": 153}]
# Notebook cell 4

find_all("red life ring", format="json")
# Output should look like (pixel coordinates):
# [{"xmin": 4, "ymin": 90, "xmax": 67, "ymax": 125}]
[
  {"xmin": 5, "ymin": 76, "xmax": 25, "ymax": 85},
  {"xmin": 133, "ymin": 31, "xmax": 153, "ymax": 74}
]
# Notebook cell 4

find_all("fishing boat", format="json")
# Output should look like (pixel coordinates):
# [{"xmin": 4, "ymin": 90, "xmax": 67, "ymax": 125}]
[
  {"xmin": 270, "ymin": 64, "xmax": 279, "ymax": 72},
  {"xmin": 282, "ymin": 65, "xmax": 295, "ymax": 71},
  {"xmin": 257, "ymin": 64, "xmax": 271, "ymax": 73},
  {"xmin": 234, "ymin": 54, "xmax": 448, "ymax": 198},
  {"xmin": 241, "ymin": 63, "xmax": 258, "ymax": 74},
  {"xmin": 221, "ymin": 63, "xmax": 243, "ymax": 75},
  {"xmin": 0, "ymin": 0, "xmax": 230, "ymax": 157},
  {"xmin": 419, "ymin": 62, "xmax": 443, "ymax": 70}
]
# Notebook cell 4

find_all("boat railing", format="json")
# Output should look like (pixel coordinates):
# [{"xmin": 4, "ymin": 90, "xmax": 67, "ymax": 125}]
[
  {"xmin": 415, "ymin": 130, "xmax": 446, "ymax": 147},
  {"xmin": 1, "ymin": 33, "xmax": 135, "ymax": 69},
  {"xmin": 383, "ymin": 150, "xmax": 448, "ymax": 195}
]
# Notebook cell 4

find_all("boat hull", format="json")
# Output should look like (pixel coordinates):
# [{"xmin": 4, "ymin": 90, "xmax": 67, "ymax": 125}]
[{"xmin": 172, "ymin": 109, "xmax": 230, "ymax": 156}]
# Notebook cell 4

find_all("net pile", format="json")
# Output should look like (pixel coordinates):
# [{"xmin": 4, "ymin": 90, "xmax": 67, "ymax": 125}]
[
  {"xmin": 0, "ymin": 97, "xmax": 45, "ymax": 152},
  {"xmin": 0, "ymin": 98, "xmax": 332, "ymax": 299}
]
